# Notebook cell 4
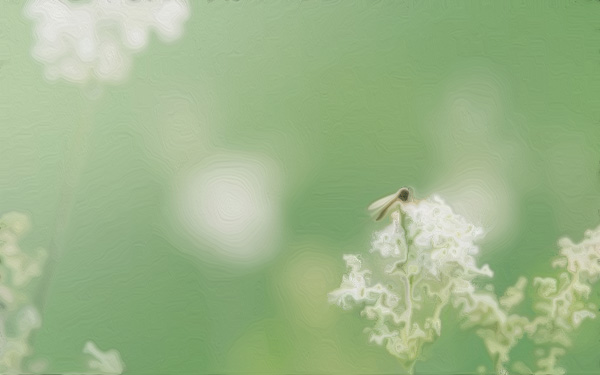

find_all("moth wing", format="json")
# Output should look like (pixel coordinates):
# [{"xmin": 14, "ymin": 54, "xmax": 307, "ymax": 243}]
[{"xmin": 367, "ymin": 191, "xmax": 398, "ymax": 211}]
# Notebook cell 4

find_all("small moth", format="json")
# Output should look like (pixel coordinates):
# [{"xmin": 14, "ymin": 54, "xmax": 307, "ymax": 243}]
[{"xmin": 368, "ymin": 187, "xmax": 413, "ymax": 221}]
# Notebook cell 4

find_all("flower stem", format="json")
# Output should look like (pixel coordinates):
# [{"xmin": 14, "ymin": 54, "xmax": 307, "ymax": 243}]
[{"xmin": 35, "ymin": 97, "xmax": 97, "ymax": 310}]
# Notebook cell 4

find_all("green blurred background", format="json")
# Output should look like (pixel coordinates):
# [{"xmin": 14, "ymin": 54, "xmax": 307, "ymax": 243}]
[{"xmin": 1, "ymin": 1, "xmax": 600, "ymax": 373}]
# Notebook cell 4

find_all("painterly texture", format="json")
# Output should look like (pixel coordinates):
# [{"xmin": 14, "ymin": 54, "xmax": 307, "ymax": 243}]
[
  {"xmin": 330, "ymin": 195, "xmax": 600, "ymax": 374},
  {"xmin": 1, "ymin": 1, "xmax": 600, "ymax": 373}
]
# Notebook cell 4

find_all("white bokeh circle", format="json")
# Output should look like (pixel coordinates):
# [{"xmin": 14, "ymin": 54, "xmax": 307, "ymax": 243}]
[{"xmin": 171, "ymin": 153, "xmax": 282, "ymax": 267}]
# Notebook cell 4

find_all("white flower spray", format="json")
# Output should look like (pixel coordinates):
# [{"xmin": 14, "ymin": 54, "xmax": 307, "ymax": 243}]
[
  {"xmin": 0, "ymin": 212, "xmax": 45, "ymax": 373},
  {"xmin": 0, "ymin": 212, "xmax": 124, "ymax": 374},
  {"xmin": 24, "ymin": 0, "xmax": 190, "ymax": 84},
  {"xmin": 329, "ymin": 188, "xmax": 600, "ymax": 374}
]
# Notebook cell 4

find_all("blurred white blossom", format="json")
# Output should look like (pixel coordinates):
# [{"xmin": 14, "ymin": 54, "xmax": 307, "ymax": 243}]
[
  {"xmin": 83, "ymin": 340, "xmax": 125, "ymax": 374},
  {"xmin": 24, "ymin": 0, "xmax": 190, "ymax": 83},
  {"xmin": 172, "ymin": 153, "xmax": 283, "ymax": 268},
  {"xmin": 0, "ymin": 212, "xmax": 46, "ymax": 373},
  {"xmin": 0, "ymin": 212, "xmax": 124, "ymax": 374}
]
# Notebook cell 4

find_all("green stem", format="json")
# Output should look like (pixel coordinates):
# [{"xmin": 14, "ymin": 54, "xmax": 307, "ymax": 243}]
[{"xmin": 35, "ymin": 96, "xmax": 97, "ymax": 310}]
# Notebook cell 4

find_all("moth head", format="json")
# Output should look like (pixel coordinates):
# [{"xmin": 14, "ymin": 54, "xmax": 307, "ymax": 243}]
[{"xmin": 397, "ymin": 187, "xmax": 410, "ymax": 202}]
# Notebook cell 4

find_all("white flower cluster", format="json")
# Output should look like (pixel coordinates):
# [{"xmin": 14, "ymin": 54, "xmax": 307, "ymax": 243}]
[
  {"xmin": 24, "ymin": 0, "xmax": 190, "ymax": 83},
  {"xmin": 0, "ymin": 212, "xmax": 46, "ymax": 372},
  {"xmin": 0, "ymin": 212, "xmax": 125, "ymax": 374},
  {"xmin": 330, "ymin": 192, "xmax": 600, "ymax": 374},
  {"xmin": 455, "ymin": 225, "xmax": 600, "ymax": 375},
  {"xmin": 84, "ymin": 340, "xmax": 125, "ymax": 374},
  {"xmin": 329, "ymin": 195, "xmax": 493, "ymax": 373}
]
